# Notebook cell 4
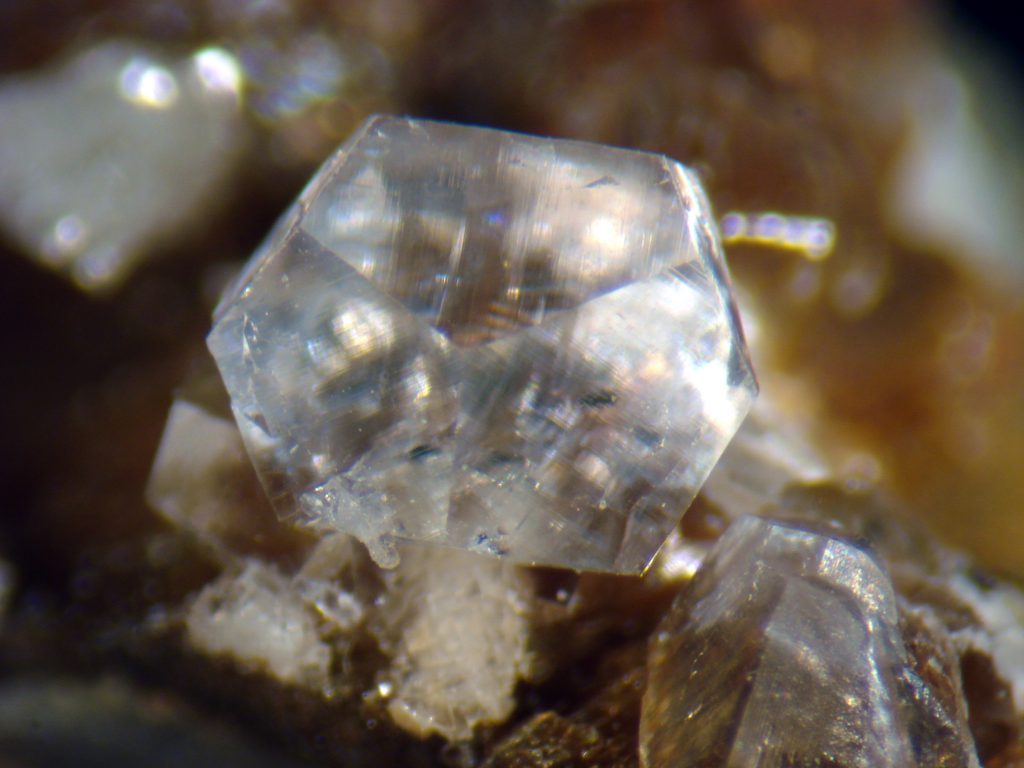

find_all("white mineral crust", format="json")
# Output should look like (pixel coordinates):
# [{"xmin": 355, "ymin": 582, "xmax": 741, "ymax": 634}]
[{"xmin": 209, "ymin": 115, "xmax": 757, "ymax": 573}]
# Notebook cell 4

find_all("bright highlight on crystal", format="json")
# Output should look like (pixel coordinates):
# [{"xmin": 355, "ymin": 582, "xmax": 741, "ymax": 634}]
[{"xmin": 208, "ymin": 115, "xmax": 757, "ymax": 573}]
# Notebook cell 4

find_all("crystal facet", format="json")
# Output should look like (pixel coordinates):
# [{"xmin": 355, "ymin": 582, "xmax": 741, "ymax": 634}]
[
  {"xmin": 641, "ymin": 516, "xmax": 980, "ymax": 768},
  {"xmin": 208, "ymin": 115, "xmax": 757, "ymax": 573}
]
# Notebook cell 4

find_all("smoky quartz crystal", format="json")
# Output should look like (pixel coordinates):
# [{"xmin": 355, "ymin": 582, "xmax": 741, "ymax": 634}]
[
  {"xmin": 641, "ymin": 516, "xmax": 980, "ymax": 768},
  {"xmin": 208, "ymin": 115, "xmax": 757, "ymax": 573}
]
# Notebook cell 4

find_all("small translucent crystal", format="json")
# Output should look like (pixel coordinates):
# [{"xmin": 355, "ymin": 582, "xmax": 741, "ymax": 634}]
[
  {"xmin": 208, "ymin": 115, "xmax": 756, "ymax": 573},
  {"xmin": 641, "ymin": 516, "xmax": 980, "ymax": 768}
]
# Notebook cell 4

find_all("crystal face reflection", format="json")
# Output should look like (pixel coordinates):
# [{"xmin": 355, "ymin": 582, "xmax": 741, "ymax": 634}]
[
  {"xmin": 209, "ymin": 115, "xmax": 757, "ymax": 573},
  {"xmin": 641, "ymin": 516, "xmax": 980, "ymax": 768}
]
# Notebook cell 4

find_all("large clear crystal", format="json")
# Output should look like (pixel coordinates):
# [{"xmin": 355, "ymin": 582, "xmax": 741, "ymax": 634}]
[{"xmin": 208, "ymin": 115, "xmax": 756, "ymax": 573}]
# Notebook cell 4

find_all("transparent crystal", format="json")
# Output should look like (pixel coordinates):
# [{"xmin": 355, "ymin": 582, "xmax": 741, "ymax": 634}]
[
  {"xmin": 640, "ymin": 516, "xmax": 980, "ymax": 768},
  {"xmin": 208, "ymin": 115, "xmax": 756, "ymax": 573}
]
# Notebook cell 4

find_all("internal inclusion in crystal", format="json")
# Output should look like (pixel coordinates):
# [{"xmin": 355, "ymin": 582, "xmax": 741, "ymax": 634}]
[{"xmin": 208, "ymin": 115, "xmax": 757, "ymax": 573}]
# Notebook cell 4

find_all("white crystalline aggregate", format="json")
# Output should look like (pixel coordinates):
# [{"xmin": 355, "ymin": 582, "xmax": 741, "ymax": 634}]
[
  {"xmin": 887, "ymin": 63, "xmax": 1024, "ymax": 288},
  {"xmin": 152, "ymin": 393, "xmax": 535, "ymax": 732},
  {"xmin": 295, "ymin": 533, "xmax": 368, "ymax": 631},
  {"xmin": 950, "ymin": 573, "xmax": 1024, "ymax": 712},
  {"xmin": 185, "ymin": 562, "xmax": 332, "ymax": 689},
  {"xmin": 372, "ymin": 547, "xmax": 533, "ymax": 741}
]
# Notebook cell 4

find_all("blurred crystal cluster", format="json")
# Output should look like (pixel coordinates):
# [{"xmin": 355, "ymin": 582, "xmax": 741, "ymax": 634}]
[
  {"xmin": 0, "ymin": 44, "xmax": 244, "ymax": 290},
  {"xmin": 2, "ymin": 1, "xmax": 1024, "ymax": 767},
  {"xmin": 0, "ymin": 0, "xmax": 402, "ymax": 290}
]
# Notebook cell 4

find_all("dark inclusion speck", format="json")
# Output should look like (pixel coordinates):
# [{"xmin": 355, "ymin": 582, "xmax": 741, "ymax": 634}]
[
  {"xmin": 580, "ymin": 390, "xmax": 619, "ymax": 408},
  {"xmin": 408, "ymin": 444, "xmax": 440, "ymax": 461}
]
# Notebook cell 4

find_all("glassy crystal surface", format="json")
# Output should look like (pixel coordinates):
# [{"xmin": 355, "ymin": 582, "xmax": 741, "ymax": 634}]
[
  {"xmin": 208, "ymin": 115, "xmax": 756, "ymax": 573},
  {"xmin": 641, "ymin": 516, "xmax": 980, "ymax": 768}
]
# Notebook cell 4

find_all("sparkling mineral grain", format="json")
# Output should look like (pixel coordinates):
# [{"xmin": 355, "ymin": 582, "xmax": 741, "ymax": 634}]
[
  {"xmin": 640, "ymin": 515, "xmax": 980, "ymax": 768},
  {"xmin": 208, "ymin": 115, "xmax": 756, "ymax": 573}
]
